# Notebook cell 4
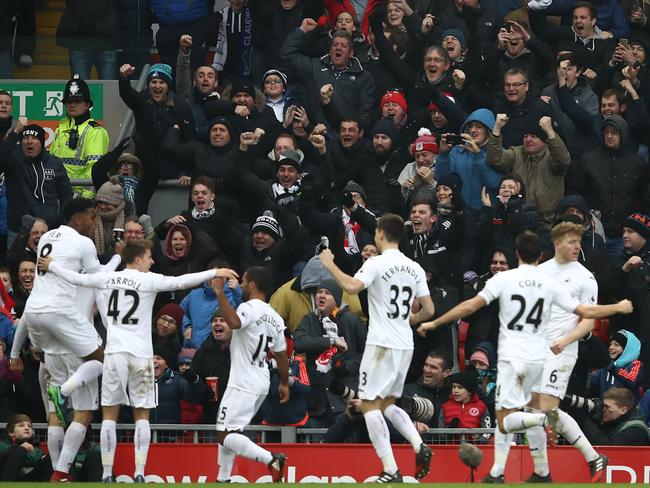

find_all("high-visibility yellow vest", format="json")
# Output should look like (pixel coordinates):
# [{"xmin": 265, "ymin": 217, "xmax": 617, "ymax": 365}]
[{"xmin": 50, "ymin": 116, "xmax": 109, "ymax": 198}]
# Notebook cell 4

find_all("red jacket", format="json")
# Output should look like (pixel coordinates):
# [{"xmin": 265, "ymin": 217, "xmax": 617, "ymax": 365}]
[{"xmin": 442, "ymin": 393, "xmax": 488, "ymax": 429}]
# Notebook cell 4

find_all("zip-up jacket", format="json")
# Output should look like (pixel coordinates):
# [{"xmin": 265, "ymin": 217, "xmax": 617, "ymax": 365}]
[{"xmin": 0, "ymin": 133, "xmax": 73, "ymax": 232}]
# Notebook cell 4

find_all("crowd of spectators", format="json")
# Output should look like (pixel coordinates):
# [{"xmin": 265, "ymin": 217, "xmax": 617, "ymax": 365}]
[{"xmin": 0, "ymin": 0, "xmax": 649, "ymax": 453}]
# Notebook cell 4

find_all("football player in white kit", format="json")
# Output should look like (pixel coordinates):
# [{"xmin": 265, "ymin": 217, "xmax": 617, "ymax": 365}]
[
  {"xmin": 213, "ymin": 266, "xmax": 290, "ymax": 483},
  {"xmin": 320, "ymin": 213, "xmax": 436, "ymax": 483},
  {"xmin": 39, "ymin": 239, "xmax": 239, "ymax": 483},
  {"xmin": 519, "ymin": 221, "xmax": 608, "ymax": 482},
  {"xmin": 10, "ymin": 199, "xmax": 121, "ymax": 482},
  {"xmin": 417, "ymin": 231, "xmax": 633, "ymax": 483}
]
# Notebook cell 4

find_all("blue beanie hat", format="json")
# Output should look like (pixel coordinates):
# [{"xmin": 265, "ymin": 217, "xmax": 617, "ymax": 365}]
[
  {"xmin": 442, "ymin": 29, "xmax": 466, "ymax": 49},
  {"xmin": 147, "ymin": 63, "xmax": 173, "ymax": 85}
]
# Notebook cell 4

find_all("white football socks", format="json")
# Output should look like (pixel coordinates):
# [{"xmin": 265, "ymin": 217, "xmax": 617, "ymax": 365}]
[
  {"xmin": 60, "ymin": 360, "xmax": 103, "ymax": 397},
  {"xmin": 364, "ymin": 410, "xmax": 398, "ymax": 475}
]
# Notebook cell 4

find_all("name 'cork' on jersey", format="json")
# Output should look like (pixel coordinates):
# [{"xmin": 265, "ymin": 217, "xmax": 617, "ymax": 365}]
[
  {"xmin": 25, "ymin": 225, "xmax": 102, "ymax": 314},
  {"xmin": 478, "ymin": 264, "xmax": 580, "ymax": 363},
  {"xmin": 538, "ymin": 259, "xmax": 598, "ymax": 358},
  {"xmin": 229, "ymin": 299, "xmax": 287, "ymax": 395},
  {"xmin": 354, "ymin": 248, "xmax": 430, "ymax": 350},
  {"xmin": 48, "ymin": 263, "xmax": 216, "ymax": 358}
]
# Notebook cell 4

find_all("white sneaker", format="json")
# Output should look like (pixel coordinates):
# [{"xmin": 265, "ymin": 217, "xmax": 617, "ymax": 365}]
[
  {"xmin": 528, "ymin": 0, "xmax": 552, "ymax": 11},
  {"xmin": 18, "ymin": 55, "xmax": 33, "ymax": 67}
]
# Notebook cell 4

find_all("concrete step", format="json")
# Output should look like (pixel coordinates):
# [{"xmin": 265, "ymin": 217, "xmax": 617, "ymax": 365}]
[
  {"xmin": 37, "ymin": 25, "xmax": 57, "ymax": 37},
  {"xmin": 34, "ymin": 52, "xmax": 67, "ymax": 64},
  {"xmin": 43, "ymin": 0, "xmax": 65, "ymax": 10},
  {"xmin": 12, "ymin": 64, "xmax": 71, "ymax": 80},
  {"xmin": 35, "ymin": 36, "xmax": 66, "ymax": 56},
  {"xmin": 36, "ymin": 10, "xmax": 62, "ymax": 28}
]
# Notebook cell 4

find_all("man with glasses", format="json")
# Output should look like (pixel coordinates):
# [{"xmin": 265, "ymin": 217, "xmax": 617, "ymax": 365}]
[
  {"xmin": 496, "ymin": 68, "xmax": 552, "ymax": 148},
  {"xmin": 50, "ymin": 75, "xmax": 109, "ymax": 198}
]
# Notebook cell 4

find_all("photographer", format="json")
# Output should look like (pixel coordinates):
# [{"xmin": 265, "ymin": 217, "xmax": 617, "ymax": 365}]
[
  {"xmin": 487, "ymin": 114, "xmax": 570, "ymax": 232},
  {"xmin": 569, "ymin": 388, "xmax": 650, "ymax": 446},
  {"xmin": 436, "ymin": 109, "xmax": 501, "ymax": 270}
]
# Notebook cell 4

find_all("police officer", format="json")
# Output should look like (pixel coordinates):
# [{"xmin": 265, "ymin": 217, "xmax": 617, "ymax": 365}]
[{"xmin": 50, "ymin": 75, "xmax": 109, "ymax": 198}]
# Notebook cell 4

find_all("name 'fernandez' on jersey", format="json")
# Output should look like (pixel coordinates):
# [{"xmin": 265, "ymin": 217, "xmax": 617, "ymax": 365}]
[
  {"xmin": 355, "ymin": 248, "xmax": 429, "ymax": 350},
  {"xmin": 478, "ymin": 264, "xmax": 580, "ymax": 364}
]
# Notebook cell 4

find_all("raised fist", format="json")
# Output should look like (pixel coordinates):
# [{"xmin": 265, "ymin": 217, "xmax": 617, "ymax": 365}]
[
  {"xmin": 300, "ymin": 18, "xmax": 318, "ymax": 33},
  {"xmin": 180, "ymin": 35, "xmax": 192, "ymax": 53},
  {"xmin": 119, "ymin": 64, "xmax": 136, "ymax": 79}
]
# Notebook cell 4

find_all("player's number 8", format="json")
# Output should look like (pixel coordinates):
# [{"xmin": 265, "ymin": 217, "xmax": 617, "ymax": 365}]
[{"xmin": 38, "ymin": 243, "xmax": 53, "ymax": 275}]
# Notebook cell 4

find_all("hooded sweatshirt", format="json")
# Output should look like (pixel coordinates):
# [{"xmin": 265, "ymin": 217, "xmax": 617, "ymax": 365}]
[
  {"xmin": 436, "ymin": 109, "xmax": 503, "ymax": 212},
  {"xmin": 569, "ymin": 115, "xmax": 650, "ymax": 236},
  {"xmin": 590, "ymin": 329, "xmax": 644, "ymax": 399},
  {"xmin": 0, "ymin": 133, "xmax": 73, "ymax": 232}
]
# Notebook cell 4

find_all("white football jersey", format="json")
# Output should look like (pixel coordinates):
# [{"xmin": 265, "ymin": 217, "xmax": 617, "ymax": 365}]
[
  {"xmin": 228, "ymin": 299, "xmax": 286, "ymax": 395},
  {"xmin": 48, "ymin": 262, "xmax": 216, "ymax": 358},
  {"xmin": 354, "ymin": 248, "xmax": 430, "ymax": 350},
  {"xmin": 538, "ymin": 259, "xmax": 598, "ymax": 357},
  {"xmin": 478, "ymin": 264, "xmax": 580, "ymax": 363},
  {"xmin": 25, "ymin": 226, "xmax": 102, "ymax": 314}
]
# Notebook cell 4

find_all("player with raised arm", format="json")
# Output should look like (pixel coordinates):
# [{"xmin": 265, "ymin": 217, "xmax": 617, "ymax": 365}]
[
  {"xmin": 39, "ymin": 239, "xmax": 238, "ymax": 483},
  {"xmin": 520, "ymin": 221, "xmax": 609, "ymax": 482},
  {"xmin": 213, "ymin": 266, "xmax": 290, "ymax": 483},
  {"xmin": 9, "ymin": 199, "xmax": 121, "ymax": 482},
  {"xmin": 320, "ymin": 213, "xmax": 436, "ymax": 483},
  {"xmin": 416, "ymin": 231, "xmax": 633, "ymax": 483}
]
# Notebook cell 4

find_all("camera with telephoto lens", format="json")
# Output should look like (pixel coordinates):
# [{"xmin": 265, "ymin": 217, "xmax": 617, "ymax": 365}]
[
  {"xmin": 396, "ymin": 395, "xmax": 435, "ymax": 422},
  {"xmin": 328, "ymin": 378, "xmax": 357, "ymax": 402},
  {"xmin": 563, "ymin": 394, "xmax": 596, "ymax": 412}
]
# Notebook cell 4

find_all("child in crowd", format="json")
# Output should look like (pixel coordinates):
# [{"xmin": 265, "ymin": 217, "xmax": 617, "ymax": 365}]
[
  {"xmin": 0, "ymin": 414, "xmax": 51, "ymax": 481},
  {"xmin": 590, "ymin": 330, "xmax": 644, "ymax": 400}
]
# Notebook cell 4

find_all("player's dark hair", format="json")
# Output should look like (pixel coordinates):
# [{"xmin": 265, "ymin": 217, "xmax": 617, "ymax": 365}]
[
  {"xmin": 245, "ymin": 266, "xmax": 273, "ymax": 299},
  {"xmin": 603, "ymin": 387, "xmax": 635, "ymax": 411},
  {"xmin": 191, "ymin": 175, "xmax": 215, "ymax": 193},
  {"xmin": 63, "ymin": 198, "xmax": 97, "ymax": 223},
  {"xmin": 122, "ymin": 239, "xmax": 153, "ymax": 264},
  {"xmin": 0, "ymin": 90, "xmax": 11, "ymax": 99},
  {"xmin": 427, "ymin": 349, "xmax": 452, "ymax": 371},
  {"xmin": 377, "ymin": 213, "xmax": 405, "ymax": 243},
  {"xmin": 515, "ymin": 230, "xmax": 543, "ymax": 263}
]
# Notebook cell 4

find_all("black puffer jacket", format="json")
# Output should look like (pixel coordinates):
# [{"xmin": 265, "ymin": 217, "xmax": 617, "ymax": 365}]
[
  {"xmin": 281, "ymin": 29, "xmax": 376, "ymax": 131},
  {"xmin": 567, "ymin": 115, "xmax": 650, "ymax": 237},
  {"xmin": 189, "ymin": 334, "xmax": 231, "ymax": 423},
  {"xmin": 0, "ymin": 134, "xmax": 73, "ymax": 232},
  {"xmin": 294, "ymin": 307, "xmax": 367, "ymax": 418},
  {"xmin": 118, "ymin": 78, "xmax": 195, "ymax": 211}
]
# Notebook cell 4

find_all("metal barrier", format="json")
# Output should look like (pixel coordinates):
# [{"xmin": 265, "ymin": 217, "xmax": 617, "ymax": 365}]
[{"xmin": 2, "ymin": 423, "xmax": 498, "ymax": 445}]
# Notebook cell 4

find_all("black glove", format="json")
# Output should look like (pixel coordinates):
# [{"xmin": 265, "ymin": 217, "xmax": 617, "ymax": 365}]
[
  {"xmin": 341, "ymin": 191, "xmax": 355, "ymax": 209},
  {"xmin": 110, "ymin": 136, "xmax": 130, "ymax": 156}
]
